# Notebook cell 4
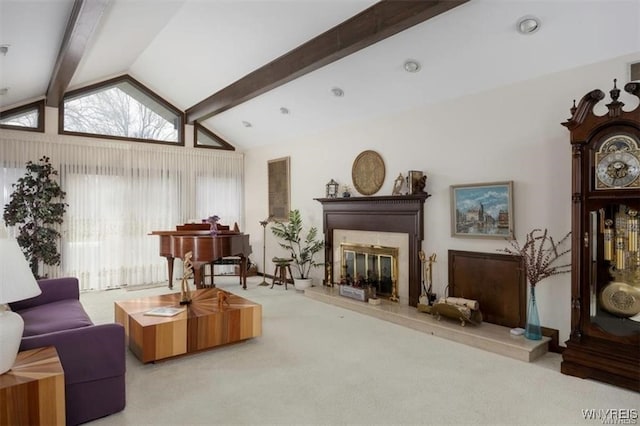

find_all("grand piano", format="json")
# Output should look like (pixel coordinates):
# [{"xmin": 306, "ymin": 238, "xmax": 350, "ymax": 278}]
[{"xmin": 150, "ymin": 223, "xmax": 251, "ymax": 290}]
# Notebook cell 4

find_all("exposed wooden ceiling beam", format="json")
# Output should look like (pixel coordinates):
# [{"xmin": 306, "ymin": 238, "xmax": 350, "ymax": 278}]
[
  {"xmin": 186, "ymin": 0, "xmax": 470, "ymax": 124},
  {"xmin": 46, "ymin": 0, "xmax": 111, "ymax": 107}
]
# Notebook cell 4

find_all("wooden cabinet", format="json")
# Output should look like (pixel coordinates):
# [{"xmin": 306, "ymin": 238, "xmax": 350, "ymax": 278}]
[{"xmin": 560, "ymin": 80, "xmax": 640, "ymax": 392}]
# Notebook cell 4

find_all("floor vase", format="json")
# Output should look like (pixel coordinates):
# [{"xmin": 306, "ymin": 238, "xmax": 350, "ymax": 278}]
[{"xmin": 526, "ymin": 286, "xmax": 542, "ymax": 340}]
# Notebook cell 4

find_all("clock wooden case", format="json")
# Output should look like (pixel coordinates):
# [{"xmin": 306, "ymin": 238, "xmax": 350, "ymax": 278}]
[{"xmin": 561, "ymin": 80, "xmax": 640, "ymax": 392}]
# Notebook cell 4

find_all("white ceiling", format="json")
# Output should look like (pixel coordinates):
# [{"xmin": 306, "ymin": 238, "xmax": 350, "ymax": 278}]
[{"xmin": 1, "ymin": 0, "xmax": 639, "ymax": 150}]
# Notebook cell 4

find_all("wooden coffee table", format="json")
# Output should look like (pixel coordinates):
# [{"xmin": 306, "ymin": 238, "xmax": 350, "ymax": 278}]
[{"xmin": 114, "ymin": 288, "xmax": 261, "ymax": 363}]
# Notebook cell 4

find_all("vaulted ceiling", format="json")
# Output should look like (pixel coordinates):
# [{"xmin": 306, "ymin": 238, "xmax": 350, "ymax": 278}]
[{"xmin": 1, "ymin": 0, "xmax": 639, "ymax": 150}]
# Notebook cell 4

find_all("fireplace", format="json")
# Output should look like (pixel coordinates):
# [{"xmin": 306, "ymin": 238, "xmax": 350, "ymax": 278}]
[{"xmin": 316, "ymin": 194, "xmax": 430, "ymax": 306}]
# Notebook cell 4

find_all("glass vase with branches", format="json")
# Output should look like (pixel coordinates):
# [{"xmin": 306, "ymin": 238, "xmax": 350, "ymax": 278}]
[{"xmin": 499, "ymin": 228, "xmax": 571, "ymax": 339}]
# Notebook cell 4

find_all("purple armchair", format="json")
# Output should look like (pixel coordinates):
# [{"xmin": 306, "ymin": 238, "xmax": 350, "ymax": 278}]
[{"xmin": 10, "ymin": 277, "xmax": 126, "ymax": 425}]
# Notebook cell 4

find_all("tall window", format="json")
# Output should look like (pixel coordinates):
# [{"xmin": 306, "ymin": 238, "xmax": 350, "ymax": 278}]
[
  {"xmin": 0, "ymin": 100, "xmax": 44, "ymax": 132},
  {"xmin": 62, "ymin": 165, "xmax": 182, "ymax": 289},
  {"xmin": 1, "ymin": 164, "xmax": 26, "ymax": 213},
  {"xmin": 61, "ymin": 75, "xmax": 184, "ymax": 145},
  {"xmin": 0, "ymin": 133, "xmax": 244, "ymax": 290}
]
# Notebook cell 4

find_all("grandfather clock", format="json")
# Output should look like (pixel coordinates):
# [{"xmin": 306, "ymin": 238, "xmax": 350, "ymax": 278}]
[{"xmin": 560, "ymin": 80, "xmax": 640, "ymax": 392}]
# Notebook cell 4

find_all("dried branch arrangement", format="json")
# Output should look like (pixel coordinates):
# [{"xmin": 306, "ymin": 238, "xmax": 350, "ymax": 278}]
[{"xmin": 499, "ymin": 228, "xmax": 572, "ymax": 287}]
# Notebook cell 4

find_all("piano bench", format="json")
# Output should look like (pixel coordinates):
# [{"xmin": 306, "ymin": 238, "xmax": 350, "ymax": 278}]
[{"xmin": 204, "ymin": 257, "xmax": 242, "ymax": 285}]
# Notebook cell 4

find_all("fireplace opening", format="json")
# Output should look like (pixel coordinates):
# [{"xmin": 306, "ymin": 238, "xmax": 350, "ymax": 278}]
[{"xmin": 339, "ymin": 243, "xmax": 398, "ymax": 299}]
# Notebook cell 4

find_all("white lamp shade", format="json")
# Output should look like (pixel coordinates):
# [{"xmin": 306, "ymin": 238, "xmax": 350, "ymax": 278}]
[{"xmin": 0, "ymin": 228, "xmax": 41, "ymax": 304}]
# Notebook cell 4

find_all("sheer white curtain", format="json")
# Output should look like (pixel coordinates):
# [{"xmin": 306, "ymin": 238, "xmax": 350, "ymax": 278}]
[{"xmin": 0, "ymin": 130, "xmax": 244, "ymax": 290}]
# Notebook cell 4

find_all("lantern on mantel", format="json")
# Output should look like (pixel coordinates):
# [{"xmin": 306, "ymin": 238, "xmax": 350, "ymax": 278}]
[{"xmin": 326, "ymin": 179, "xmax": 339, "ymax": 198}]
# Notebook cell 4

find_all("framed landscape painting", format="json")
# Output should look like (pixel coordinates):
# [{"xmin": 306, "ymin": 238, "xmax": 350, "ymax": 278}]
[{"xmin": 450, "ymin": 181, "xmax": 514, "ymax": 239}]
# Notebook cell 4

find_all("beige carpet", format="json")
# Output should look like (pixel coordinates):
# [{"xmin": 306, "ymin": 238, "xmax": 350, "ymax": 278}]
[{"xmin": 81, "ymin": 277, "xmax": 638, "ymax": 425}]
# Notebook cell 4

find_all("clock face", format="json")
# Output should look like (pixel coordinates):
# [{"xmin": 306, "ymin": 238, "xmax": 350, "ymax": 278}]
[{"xmin": 595, "ymin": 135, "xmax": 640, "ymax": 190}]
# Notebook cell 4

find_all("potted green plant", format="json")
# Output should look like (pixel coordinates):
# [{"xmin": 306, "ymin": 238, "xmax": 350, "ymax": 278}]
[
  {"xmin": 271, "ymin": 209, "xmax": 324, "ymax": 290},
  {"xmin": 3, "ymin": 156, "xmax": 67, "ymax": 278}
]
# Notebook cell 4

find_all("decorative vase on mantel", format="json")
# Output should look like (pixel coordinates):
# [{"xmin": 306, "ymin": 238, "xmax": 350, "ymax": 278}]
[{"xmin": 525, "ymin": 286, "xmax": 542, "ymax": 340}]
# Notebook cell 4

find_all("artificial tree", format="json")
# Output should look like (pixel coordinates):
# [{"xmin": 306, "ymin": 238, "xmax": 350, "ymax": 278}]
[{"xmin": 3, "ymin": 156, "xmax": 67, "ymax": 278}]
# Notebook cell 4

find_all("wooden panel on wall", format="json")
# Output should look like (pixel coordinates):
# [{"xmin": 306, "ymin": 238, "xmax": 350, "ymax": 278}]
[{"xmin": 448, "ymin": 250, "xmax": 525, "ymax": 328}]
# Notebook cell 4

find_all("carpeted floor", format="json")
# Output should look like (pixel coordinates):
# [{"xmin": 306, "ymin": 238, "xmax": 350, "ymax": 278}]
[{"xmin": 82, "ymin": 276, "xmax": 638, "ymax": 425}]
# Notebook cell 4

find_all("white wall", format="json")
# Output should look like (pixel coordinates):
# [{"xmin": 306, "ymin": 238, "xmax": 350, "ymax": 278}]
[{"xmin": 244, "ymin": 53, "xmax": 640, "ymax": 344}]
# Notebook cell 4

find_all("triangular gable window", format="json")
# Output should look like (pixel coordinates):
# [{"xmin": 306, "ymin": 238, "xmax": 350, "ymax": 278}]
[
  {"xmin": 0, "ymin": 100, "xmax": 44, "ymax": 132},
  {"xmin": 194, "ymin": 123, "xmax": 235, "ymax": 151},
  {"xmin": 61, "ymin": 75, "xmax": 184, "ymax": 145}
]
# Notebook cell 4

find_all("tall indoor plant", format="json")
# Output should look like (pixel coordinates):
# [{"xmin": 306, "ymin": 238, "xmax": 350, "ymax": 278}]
[
  {"xmin": 500, "ymin": 228, "xmax": 571, "ymax": 340},
  {"xmin": 3, "ymin": 156, "xmax": 67, "ymax": 278},
  {"xmin": 271, "ymin": 209, "xmax": 324, "ymax": 289}
]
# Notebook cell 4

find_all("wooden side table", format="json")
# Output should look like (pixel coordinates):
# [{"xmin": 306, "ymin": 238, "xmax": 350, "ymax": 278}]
[{"xmin": 0, "ymin": 346, "xmax": 65, "ymax": 426}]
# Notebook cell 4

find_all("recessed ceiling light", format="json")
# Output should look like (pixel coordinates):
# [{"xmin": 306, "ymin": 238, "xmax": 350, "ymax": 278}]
[
  {"xmin": 403, "ymin": 59, "xmax": 421, "ymax": 73},
  {"xmin": 516, "ymin": 16, "xmax": 541, "ymax": 35},
  {"xmin": 331, "ymin": 87, "xmax": 344, "ymax": 97},
  {"xmin": 242, "ymin": 120, "xmax": 252, "ymax": 128}
]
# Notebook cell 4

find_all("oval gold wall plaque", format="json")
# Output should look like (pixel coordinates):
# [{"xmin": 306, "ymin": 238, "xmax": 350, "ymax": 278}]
[{"xmin": 352, "ymin": 150, "xmax": 385, "ymax": 195}]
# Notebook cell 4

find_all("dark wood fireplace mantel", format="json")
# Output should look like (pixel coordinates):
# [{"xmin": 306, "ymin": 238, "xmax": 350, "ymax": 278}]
[{"xmin": 315, "ymin": 194, "xmax": 430, "ymax": 306}]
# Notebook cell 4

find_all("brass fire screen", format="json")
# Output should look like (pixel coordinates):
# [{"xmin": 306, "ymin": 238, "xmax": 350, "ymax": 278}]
[{"xmin": 339, "ymin": 243, "xmax": 398, "ymax": 298}]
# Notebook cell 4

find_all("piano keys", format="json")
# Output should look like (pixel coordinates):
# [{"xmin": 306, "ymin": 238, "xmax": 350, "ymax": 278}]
[{"xmin": 150, "ymin": 223, "xmax": 251, "ymax": 289}]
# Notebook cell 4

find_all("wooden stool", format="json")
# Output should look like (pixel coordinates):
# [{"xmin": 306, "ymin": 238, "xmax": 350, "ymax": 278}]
[{"xmin": 271, "ymin": 258, "xmax": 293, "ymax": 290}]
